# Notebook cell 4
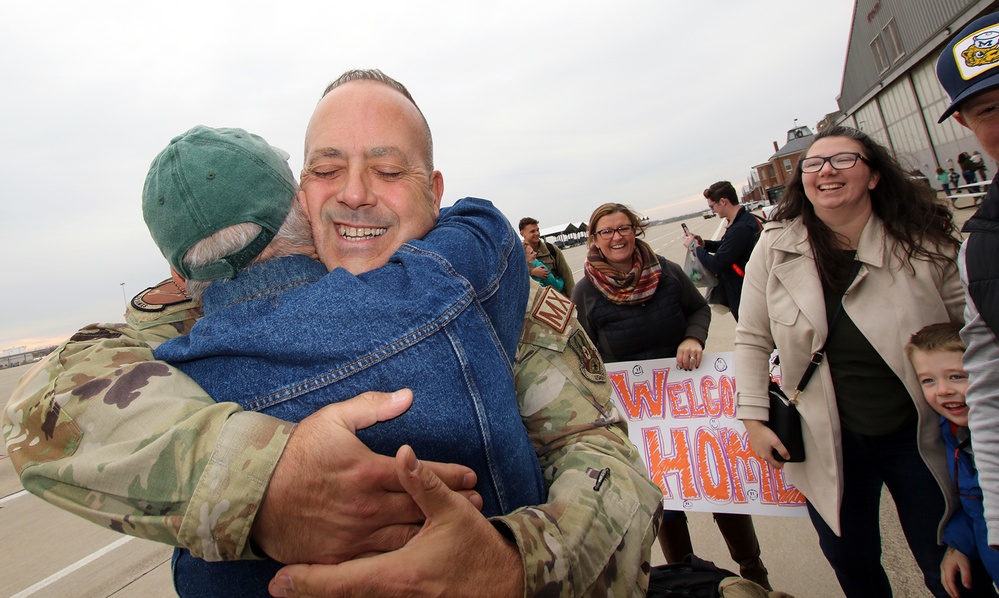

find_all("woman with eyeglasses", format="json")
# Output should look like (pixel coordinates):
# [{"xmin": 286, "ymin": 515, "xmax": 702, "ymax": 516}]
[
  {"xmin": 735, "ymin": 126, "xmax": 963, "ymax": 597},
  {"xmin": 572, "ymin": 203, "xmax": 772, "ymax": 590}
]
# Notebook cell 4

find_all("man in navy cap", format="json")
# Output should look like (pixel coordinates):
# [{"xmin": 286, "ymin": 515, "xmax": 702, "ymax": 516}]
[{"xmin": 938, "ymin": 8, "xmax": 999, "ymax": 576}]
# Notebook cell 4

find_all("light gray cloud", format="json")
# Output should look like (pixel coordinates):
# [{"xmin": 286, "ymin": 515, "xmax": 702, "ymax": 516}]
[{"xmin": 0, "ymin": 0, "xmax": 854, "ymax": 350}]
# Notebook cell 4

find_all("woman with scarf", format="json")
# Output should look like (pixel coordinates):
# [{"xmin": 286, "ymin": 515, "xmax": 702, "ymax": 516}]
[{"xmin": 572, "ymin": 203, "xmax": 771, "ymax": 589}]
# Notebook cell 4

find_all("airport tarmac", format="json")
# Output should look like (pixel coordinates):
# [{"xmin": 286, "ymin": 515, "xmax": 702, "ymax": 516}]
[{"xmin": 1, "ymin": 200, "xmax": 977, "ymax": 597}]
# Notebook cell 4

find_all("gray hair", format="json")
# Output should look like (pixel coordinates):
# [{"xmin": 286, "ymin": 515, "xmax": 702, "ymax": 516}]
[
  {"xmin": 182, "ymin": 199, "xmax": 314, "ymax": 300},
  {"xmin": 319, "ymin": 69, "xmax": 434, "ymax": 170}
]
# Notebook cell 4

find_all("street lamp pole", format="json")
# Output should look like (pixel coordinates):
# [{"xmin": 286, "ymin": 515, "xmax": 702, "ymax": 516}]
[{"xmin": 120, "ymin": 282, "xmax": 126, "ymax": 304}]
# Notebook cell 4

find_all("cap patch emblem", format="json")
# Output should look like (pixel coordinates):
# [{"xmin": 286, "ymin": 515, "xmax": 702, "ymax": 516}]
[{"xmin": 955, "ymin": 24, "xmax": 999, "ymax": 80}]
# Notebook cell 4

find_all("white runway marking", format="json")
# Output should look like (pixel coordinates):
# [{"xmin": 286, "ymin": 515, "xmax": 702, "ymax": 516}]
[
  {"xmin": 0, "ymin": 488, "xmax": 28, "ymax": 506},
  {"xmin": 10, "ymin": 536, "xmax": 133, "ymax": 598}
]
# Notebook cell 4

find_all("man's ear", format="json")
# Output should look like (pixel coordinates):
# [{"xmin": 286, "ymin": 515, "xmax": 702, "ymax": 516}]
[
  {"xmin": 431, "ymin": 170, "xmax": 444, "ymax": 215},
  {"xmin": 954, "ymin": 112, "xmax": 969, "ymax": 129},
  {"xmin": 170, "ymin": 268, "xmax": 188, "ymax": 294}
]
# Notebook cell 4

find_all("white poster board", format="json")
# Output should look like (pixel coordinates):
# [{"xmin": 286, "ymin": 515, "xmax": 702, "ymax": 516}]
[{"xmin": 606, "ymin": 352, "xmax": 807, "ymax": 517}]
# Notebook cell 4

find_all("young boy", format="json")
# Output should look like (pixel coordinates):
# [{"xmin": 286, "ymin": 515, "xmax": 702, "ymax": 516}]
[{"xmin": 907, "ymin": 323, "xmax": 999, "ymax": 597}]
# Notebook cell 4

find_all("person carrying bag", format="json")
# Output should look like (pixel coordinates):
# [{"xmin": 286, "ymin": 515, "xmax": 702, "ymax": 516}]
[{"xmin": 766, "ymin": 262, "xmax": 857, "ymax": 463}]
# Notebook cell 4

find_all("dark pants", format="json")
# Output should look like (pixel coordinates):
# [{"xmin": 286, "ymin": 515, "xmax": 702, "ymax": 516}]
[
  {"xmin": 173, "ymin": 549, "xmax": 281, "ymax": 597},
  {"xmin": 806, "ymin": 423, "xmax": 948, "ymax": 598},
  {"xmin": 964, "ymin": 170, "xmax": 981, "ymax": 192}
]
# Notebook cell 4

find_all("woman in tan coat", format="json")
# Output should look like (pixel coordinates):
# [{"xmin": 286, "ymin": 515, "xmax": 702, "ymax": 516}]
[{"xmin": 735, "ymin": 126, "xmax": 962, "ymax": 597}]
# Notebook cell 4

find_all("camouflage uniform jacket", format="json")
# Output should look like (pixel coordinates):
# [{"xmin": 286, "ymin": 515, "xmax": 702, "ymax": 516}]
[{"xmin": 4, "ymin": 281, "xmax": 662, "ymax": 597}]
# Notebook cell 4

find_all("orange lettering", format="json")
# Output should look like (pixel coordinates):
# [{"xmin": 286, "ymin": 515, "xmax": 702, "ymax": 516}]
[
  {"xmin": 720, "ymin": 427, "xmax": 756, "ymax": 503},
  {"xmin": 686, "ymin": 379, "xmax": 707, "ymax": 417},
  {"xmin": 775, "ymin": 470, "xmax": 806, "ymax": 506},
  {"xmin": 644, "ymin": 427, "xmax": 699, "ymax": 501},
  {"xmin": 716, "ymin": 375, "xmax": 737, "ymax": 418},
  {"xmin": 695, "ymin": 428, "xmax": 732, "ymax": 503},
  {"xmin": 609, "ymin": 369, "xmax": 668, "ymax": 420},
  {"xmin": 699, "ymin": 376, "xmax": 723, "ymax": 418},
  {"xmin": 667, "ymin": 381, "xmax": 689, "ymax": 418}
]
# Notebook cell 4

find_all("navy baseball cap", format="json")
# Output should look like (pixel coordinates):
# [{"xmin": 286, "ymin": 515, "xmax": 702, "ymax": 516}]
[{"xmin": 938, "ymin": 11, "xmax": 999, "ymax": 123}]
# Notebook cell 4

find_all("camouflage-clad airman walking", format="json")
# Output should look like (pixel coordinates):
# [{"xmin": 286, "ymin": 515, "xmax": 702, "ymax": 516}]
[{"xmin": 4, "ymin": 282, "xmax": 663, "ymax": 596}]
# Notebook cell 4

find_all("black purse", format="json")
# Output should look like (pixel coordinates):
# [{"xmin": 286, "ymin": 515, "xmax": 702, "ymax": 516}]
[
  {"xmin": 766, "ymin": 356, "xmax": 807, "ymax": 462},
  {"xmin": 766, "ymin": 262, "xmax": 858, "ymax": 463}
]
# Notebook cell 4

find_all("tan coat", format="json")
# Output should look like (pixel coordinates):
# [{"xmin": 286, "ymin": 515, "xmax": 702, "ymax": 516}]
[{"xmin": 734, "ymin": 214, "xmax": 963, "ymax": 536}]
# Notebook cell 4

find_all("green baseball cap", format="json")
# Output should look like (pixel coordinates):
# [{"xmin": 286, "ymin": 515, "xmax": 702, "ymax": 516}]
[{"xmin": 142, "ymin": 125, "xmax": 296, "ymax": 281}]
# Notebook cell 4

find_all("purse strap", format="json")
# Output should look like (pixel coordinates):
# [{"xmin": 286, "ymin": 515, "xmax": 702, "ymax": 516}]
[{"xmin": 776, "ymin": 260, "xmax": 861, "ymax": 405}]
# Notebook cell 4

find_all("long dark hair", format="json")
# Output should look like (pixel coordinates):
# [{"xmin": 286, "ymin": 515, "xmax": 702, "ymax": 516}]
[{"xmin": 772, "ymin": 126, "xmax": 959, "ymax": 289}]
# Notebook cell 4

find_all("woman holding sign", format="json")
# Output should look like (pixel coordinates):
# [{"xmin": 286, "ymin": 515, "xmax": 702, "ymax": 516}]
[
  {"xmin": 735, "ymin": 126, "xmax": 962, "ymax": 597},
  {"xmin": 573, "ymin": 203, "xmax": 771, "ymax": 589}
]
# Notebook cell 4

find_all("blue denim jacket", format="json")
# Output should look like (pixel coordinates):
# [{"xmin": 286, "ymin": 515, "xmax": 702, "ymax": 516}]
[{"xmin": 155, "ymin": 198, "xmax": 544, "ymax": 597}]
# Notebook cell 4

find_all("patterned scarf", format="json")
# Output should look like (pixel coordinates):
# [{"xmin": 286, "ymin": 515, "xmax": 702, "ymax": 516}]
[{"xmin": 584, "ymin": 238, "xmax": 662, "ymax": 305}]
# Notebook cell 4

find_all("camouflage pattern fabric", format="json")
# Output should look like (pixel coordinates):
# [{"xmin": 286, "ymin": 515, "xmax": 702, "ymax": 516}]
[
  {"xmin": 3, "ymin": 281, "xmax": 291, "ymax": 561},
  {"xmin": 3, "ymin": 280, "xmax": 661, "ymax": 596},
  {"xmin": 495, "ymin": 285, "xmax": 663, "ymax": 596}
]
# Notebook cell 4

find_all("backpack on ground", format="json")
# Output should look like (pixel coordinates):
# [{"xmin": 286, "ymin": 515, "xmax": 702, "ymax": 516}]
[{"xmin": 646, "ymin": 555, "xmax": 736, "ymax": 598}]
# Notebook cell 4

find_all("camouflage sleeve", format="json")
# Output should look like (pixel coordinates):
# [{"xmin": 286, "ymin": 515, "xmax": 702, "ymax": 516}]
[
  {"xmin": 491, "ymin": 285, "xmax": 663, "ymax": 597},
  {"xmin": 2, "ymin": 281, "xmax": 293, "ymax": 561}
]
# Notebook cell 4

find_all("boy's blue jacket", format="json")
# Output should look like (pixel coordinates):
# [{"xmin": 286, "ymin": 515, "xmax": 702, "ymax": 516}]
[{"xmin": 941, "ymin": 417, "xmax": 999, "ymax": 583}]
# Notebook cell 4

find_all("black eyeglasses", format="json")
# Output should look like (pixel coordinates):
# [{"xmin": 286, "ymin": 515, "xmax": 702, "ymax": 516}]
[
  {"xmin": 595, "ymin": 225, "xmax": 635, "ymax": 239},
  {"xmin": 799, "ymin": 152, "xmax": 872, "ymax": 173}
]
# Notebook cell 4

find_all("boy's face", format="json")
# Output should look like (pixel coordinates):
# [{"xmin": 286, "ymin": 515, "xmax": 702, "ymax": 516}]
[{"xmin": 910, "ymin": 349, "xmax": 969, "ymax": 426}]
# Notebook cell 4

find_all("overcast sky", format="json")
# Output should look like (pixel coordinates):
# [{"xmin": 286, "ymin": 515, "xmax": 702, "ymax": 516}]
[{"xmin": 1, "ymin": 0, "xmax": 855, "ymax": 351}]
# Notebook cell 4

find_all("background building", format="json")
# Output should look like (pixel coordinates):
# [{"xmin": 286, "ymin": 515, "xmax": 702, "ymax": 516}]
[
  {"xmin": 751, "ymin": 1, "xmax": 998, "ymax": 201},
  {"xmin": 836, "ymin": 0, "xmax": 998, "ymax": 181},
  {"xmin": 755, "ymin": 126, "xmax": 815, "ymax": 204}
]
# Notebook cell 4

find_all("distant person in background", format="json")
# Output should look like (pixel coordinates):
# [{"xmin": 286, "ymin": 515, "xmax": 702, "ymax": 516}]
[
  {"xmin": 960, "ymin": 152, "xmax": 981, "ymax": 192},
  {"xmin": 972, "ymin": 150, "xmax": 988, "ymax": 183},
  {"xmin": 519, "ymin": 217, "xmax": 575, "ymax": 296},
  {"xmin": 951, "ymin": 167, "xmax": 963, "ymax": 191},
  {"xmin": 682, "ymin": 181, "xmax": 761, "ymax": 320},
  {"xmin": 572, "ymin": 202, "xmax": 772, "ymax": 590},
  {"xmin": 523, "ymin": 241, "xmax": 564, "ymax": 291},
  {"xmin": 938, "ymin": 167, "xmax": 952, "ymax": 195}
]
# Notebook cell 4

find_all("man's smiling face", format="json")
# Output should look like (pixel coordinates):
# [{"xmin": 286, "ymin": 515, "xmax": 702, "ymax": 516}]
[{"xmin": 299, "ymin": 80, "xmax": 443, "ymax": 274}]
